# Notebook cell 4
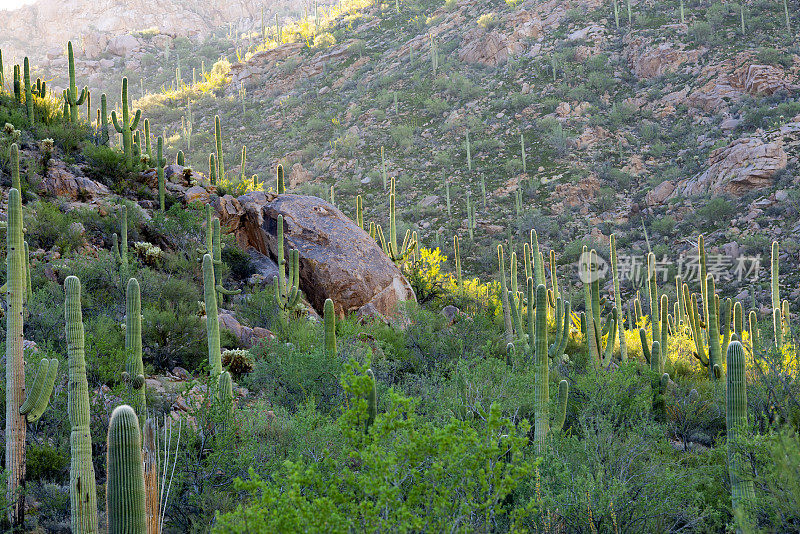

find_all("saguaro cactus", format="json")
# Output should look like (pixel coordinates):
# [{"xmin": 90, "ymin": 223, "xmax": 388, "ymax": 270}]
[
  {"xmin": 111, "ymin": 77, "xmax": 142, "ymax": 164},
  {"xmin": 23, "ymin": 57, "xmax": 33, "ymax": 124},
  {"xmin": 203, "ymin": 254, "xmax": 223, "ymax": 377},
  {"xmin": 214, "ymin": 115, "xmax": 225, "ymax": 183},
  {"xmin": 726, "ymin": 341, "xmax": 756, "ymax": 529},
  {"xmin": 274, "ymin": 214, "xmax": 302, "ymax": 314},
  {"xmin": 113, "ymin": 204, "xmax": 129, "ymax": 278},
  {"xmin": 532, "ymin": 283, "xmax": 569, "ymax": 451},
  {"xmin": 125, "ymin": 278, "xmax": 146, "ymax": 424},
  {"xmin": 156, "ymin": 136, "xmax": 167, "ymax": 211},
  {"xmin": 324, "ymin": 298, "xmax": 337, "ymax": 355},
  {"xmin": 218, "ymin": 370, "xmax": 234, "ymax": 406},
  {"xmin": 377, "ymin": 178, "xmax": 415, "ymax": 267},
  {"xmin": 610, "ymin": 234, "xmax": 627, "ymax": 361},
  {"xmin": 106, "ymin": 405, "xmax": 146, "ymax": 534},
  {"xmin": 65, "ymin": 275, "xmax": 99, "ymax": 533},
  {"xmin": 63, "ymin": 42, "xmax": 88, "ymax": 123},
  {"xmin": 209, "ymin": 153, "xmax": 217, "ymax": 185},
  {"xmin": 99, "ymin": 93, "xmax": 110, "ymax": 145},
  {"xmin": 276, "ymin": 163, "xmax": 285, "ymax": 193},
  {"xmin": 211, "ymin": 218, "xmax": 241, "ymax": 304}
]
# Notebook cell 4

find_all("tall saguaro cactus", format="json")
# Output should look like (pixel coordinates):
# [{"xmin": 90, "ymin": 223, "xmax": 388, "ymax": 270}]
[
  {"xmin": 125, "ymin": 278, "xmax": 146, "ymax": 425},
  {"xmin": 63, "ymin": 41, "xmax": 88, "ymax": 123},
  {"xmin": 65, "ymin": 275, "xmax": 99, "ymax": 533},
  {"xmin": 214, "ymin": 115, "xmax": 225, "ymax": 183},
  {"xmin": 726, "ymin": 341, "xmax": 756, "ymax": 529},
  {"xmin": 156, "ymin": 136, "xmax": 167, "ymax": 211},
  {"xmin": 203, "ymin": 254, "xmax": 223, "ymax": 377},
  {"xmin": 276, "ymin": 163, "xmax": 285, "ymax": 193},
  {"xmin": 610, "ymin": 234, "xmax": 627, "ymax": 361},
  {"xmin": 532, "ymin": 283, "xmax": 568, "ymax": 451},
  {"xmin": 6, "ymin": 188, "xmax": 57, "ymax": 526},
  {"xmin": 111, "ymin": 77, "xmax": 142, "ymax": 164},
  {"xmin": 99, "ymin": 93, "xmax": 110, "ymax": 145},
  {"xmin": 274, "ymin": 214, "xmax": 302, "ymax": 314},
  {"xmin": 23, "ymin": 57, "xmax": 34, "ymax": 124},
  {"xmin": 106, "ymin": 405, "xmax": 147, "ymax": 534}
]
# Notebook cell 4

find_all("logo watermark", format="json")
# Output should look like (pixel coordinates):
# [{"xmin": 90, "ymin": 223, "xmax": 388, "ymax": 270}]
[{"xmin": 577, "ymin": 253, "xmax": 762, "ymax": 284}]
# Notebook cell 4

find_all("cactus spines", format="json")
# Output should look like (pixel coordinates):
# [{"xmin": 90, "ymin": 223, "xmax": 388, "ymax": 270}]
[
  {"xmin": 365, "ymin": 368, "xmax": 377, "ymax": 432},
  {"xmin": 125, "ymin": 278, "xmax": 146, "ymax": 424},
  {"xmin": 115, "ymin": 205, "xmax": 129, "ymax": 275},
  {"xmin": 176, "ymin": 149, "xmax": 185, "ymax": 167},
  {"xmin": 726, "ymin": 341, "xmax": 756, "ymax": 528},
  {"xmin": 214, "ymin": 115, "xmax": 225, "ymax": 183},
  {"xmin": 65, "ymin": 275, "xmax": 99, "ymax": 533},
  {"xmin": 63, "ymin": 42, "xmax": 88, "ymax": 123},
  {"xmin": 276, "ymin": 163, "xmax": 285, "ymax": 193},
  {"xmin": 23, "ymin": 57, "xmax": 33, "ymax": 124},
  {"xmin": 211, "ymin": 218, "xmax": 241, "ymax": 304},
  {"xmin": 157, "ymin": 136, "xmax": 167, "ymax": 211},
  {"xmin": 733, "ymin": 301, "xmax": 743, "ymax": 339},
  {"xmin": 647, "ymin": 252, "xmax": 660, "ymax": 351},
  {"xmin": 552, "ymin": 379, "xmax": 569, "ymax": 433},
  {"xmin": 111, "ymin": 77, "xmax": 142, "ymax": 164},
  {"xmin": 203, "ymin": 254, "xmax": 222, "ymax": 377},
  {"xmin": 106, "ymin": 405, "xmax": 147, "ymax": 534},
  {"xmin": 324, "ymin": 298, "xmax": 337, "ymax": 355},
  {"xmin": 651, "ymin": 340, "xmax": 661, "ymax": 374},
  {"xmin": 19, "ymin": 357, "xmax": 58, "ymax": 423}
]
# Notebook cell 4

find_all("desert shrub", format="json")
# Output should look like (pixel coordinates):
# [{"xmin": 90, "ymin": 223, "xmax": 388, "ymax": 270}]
[
  {"xmin": 222, "ymin": 349, "xmax": 255, "ymax": 377},
  {"xmin": 143, "ymin": 307, "xmax": 207, "ymax": 371},
  {"xmin": 25, "ymin": 201, "xmax": 87, "ymax": 252},
  {"xmin": 222, "ymin": 243, "xmax": 255, "ymax": 280},
  {"xmin": 82, "ymin": 144, "xmax": 139, "ymax": 190},
  {"xmin": 26, "ymin": 443, "xmax": 69, "ymax": 483},
  {"xmin": 215, "ymin": 364, "xmax": 536, "ymax": 533}
]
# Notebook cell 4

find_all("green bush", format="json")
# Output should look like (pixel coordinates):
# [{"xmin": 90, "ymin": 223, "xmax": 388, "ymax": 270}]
[{"xmin": 82, "ymin": 144, "xmax": 140, "ymax": 190}]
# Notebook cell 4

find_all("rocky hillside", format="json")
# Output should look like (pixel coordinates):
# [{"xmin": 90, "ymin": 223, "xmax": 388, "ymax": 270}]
[{"xmin": 118, "ymin": 0, "xmax": 798, "ymax": 309}]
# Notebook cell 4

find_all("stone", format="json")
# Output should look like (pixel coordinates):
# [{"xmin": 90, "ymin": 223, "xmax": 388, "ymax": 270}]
[
  {"xmin": 420, "ymin": 195, "xmax": 439, "ymax": 208},
  {"xmin": 441, "ymin": 305, "xmax": 462, "ymax": 324},
  {"xmin": 214, "ymin": 192, "xmax": 416, "ymax": 317},
  {"xmin": 645, "ymin": 180, "xmax": 675, "ymax": 206},
  {"xmin": 218, "ymin": 310, "xmax": 275, "ymax": 349},
  {"xmin": 106, "ymin": 34, "xmax": 140, "ymax": 56},
  {"xmin": 184, "ymin": 186, "xmax": 209, "ymax": 204},
  {"xmin": 288, "ymin": 163, "xmax": 314, "ymax": 188},
  {"xmin": 247, "ymin": 248, "xmax": 279, "ymax": 284},
  {"xmin": 171, "ymin": 367, "xmax": 191, "ymax": 381},
  {"xmin": 40, "ymin": 160, "xmax": 109, "ymax": 201},
  {"xmin": 671, "ymin": 122, "xmax": 800, "ymax": 197},
  {"xmin": 458, "ymin": 28, "xmax": 508, "ymax": 66}
]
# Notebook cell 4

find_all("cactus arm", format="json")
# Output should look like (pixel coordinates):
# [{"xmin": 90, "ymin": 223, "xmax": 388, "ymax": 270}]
[
  {"xmin": 660, "ymin": 294, "xmax": 669, "ymax": 369},
  {"xmin": 640, "ymin": 328, "xmax": 651, "ymax": 364},
  {"xmin": 498, "ymin": 245, "xmax": 514, "ymax": 345},
  {"xmin": 125, "ymin": 278, "xmax": 146, "ymax": 425},
  {"xmin": 216, "ymin": 285, "xmax": 241, "ymax": 295},
  {"xmin": 218, "ymin": 371, "xmax": 234, "ymax": 406},
  {"xmin": 131, "ymin": 109, "xmax": 141, "ymax": 131},
  {"xmin": 551, "ymin": 380, "xmax": 569, "ymax": 432},
  {"xmin": 111, "ymin": 110, "xmax": 123, "ymax": 133},
  {"xmin": 721, "ymin": 298, "xmax": 733, "ymax": 354},
  {"xmin": 76, "ymin": 86, "xmax": 88, "ymax": 106},
  {"xmin": 19, "ymin": 359, "xmax": 59, "ymax": 422}
]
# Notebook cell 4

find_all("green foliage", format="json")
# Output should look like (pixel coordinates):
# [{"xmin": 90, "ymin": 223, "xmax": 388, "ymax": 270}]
[
  {"xmin": 82, "ymin": 144, "xmax": 140, "ymax": 191},
  {"xmin": 216, "ymin": 362, "xmax": 536, "ymax": 532}
]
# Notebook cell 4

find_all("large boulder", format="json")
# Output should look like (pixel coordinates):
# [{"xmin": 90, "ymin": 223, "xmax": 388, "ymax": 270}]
[
  {"xmin": 40, "ymin": 160, "xmax": 109, "ymax": 201},
  {"xmin": 671, "ymin": 120, "xmax": 800, "ymax": 197},
  {"xmin": 215, "ymin": 192, "xmax": 416, "ymax": 317}
]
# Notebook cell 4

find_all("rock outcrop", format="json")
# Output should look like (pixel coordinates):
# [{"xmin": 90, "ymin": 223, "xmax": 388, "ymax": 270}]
[
  {"xmin": 671, "ymin": 119, "xmax": 800, "ymax": 198},
  {"xmin": 214, "ymin": 192, "xmax": 416, "ymax": 318}
]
